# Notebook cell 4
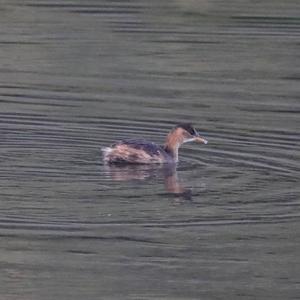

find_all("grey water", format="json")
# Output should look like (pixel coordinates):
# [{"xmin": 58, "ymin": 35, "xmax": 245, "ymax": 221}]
[{"xmin": 0, "ymin": 0, "xmax": 300, "ymax": 299}]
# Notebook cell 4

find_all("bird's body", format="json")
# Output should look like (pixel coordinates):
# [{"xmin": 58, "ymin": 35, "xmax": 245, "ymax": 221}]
[
  {"xmin": 102, "ymin": 139, "xmax": 173, "ymax": 164},
  {"xmin": 102, "ymin": 124, "xmax": 207, "ymax": 164}
]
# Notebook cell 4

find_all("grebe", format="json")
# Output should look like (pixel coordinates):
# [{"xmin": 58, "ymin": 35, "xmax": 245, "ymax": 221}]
[{"xmin": 102, "ymin": 123, "xmax": 208, "ymax": 164}]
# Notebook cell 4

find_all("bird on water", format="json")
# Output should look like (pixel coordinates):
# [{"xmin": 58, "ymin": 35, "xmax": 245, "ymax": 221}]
[{"xmin": 102, "ymin": 123, "xmax": 208, "ymax": 164}]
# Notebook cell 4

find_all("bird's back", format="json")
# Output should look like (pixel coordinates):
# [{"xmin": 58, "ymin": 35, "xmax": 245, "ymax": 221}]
[{"xmin": 102, "ymin": 139, "xmax": 171, "ymax": 164}]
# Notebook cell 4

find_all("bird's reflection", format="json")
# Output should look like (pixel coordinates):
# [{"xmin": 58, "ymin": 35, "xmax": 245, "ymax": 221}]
[{"xmin": 104, "ymin": 163, "xmax": 192, "ymax": 200}]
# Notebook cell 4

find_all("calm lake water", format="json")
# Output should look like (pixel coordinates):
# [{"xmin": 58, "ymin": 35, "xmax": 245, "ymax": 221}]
[{"xmin": 1, "ymin": 0, "xmax": 300, "ymax": 299}]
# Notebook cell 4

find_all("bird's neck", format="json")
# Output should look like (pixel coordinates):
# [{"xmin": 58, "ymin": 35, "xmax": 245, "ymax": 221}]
[{"xmin": 164, "ymin": 132, "xmax": 183, "ymax": 163}]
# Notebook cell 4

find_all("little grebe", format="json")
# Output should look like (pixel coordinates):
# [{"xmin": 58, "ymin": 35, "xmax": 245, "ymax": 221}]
[{"xmin": 102, "ymin": 123, "xmax": 207, "ymax": 164}]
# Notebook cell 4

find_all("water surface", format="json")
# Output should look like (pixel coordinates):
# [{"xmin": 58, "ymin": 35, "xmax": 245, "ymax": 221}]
[{"xmin": 0, "ymin": 0, "xmax": 300, "ymax": 299}]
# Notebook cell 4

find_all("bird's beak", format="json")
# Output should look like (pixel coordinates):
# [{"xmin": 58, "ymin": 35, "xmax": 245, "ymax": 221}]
[
  {"xmin": 195, "ymin": 137, "xmax": 208, "ymax": 144},
  {"xmin": 194, "ymin": 133, "xmax": 208, "ymax": 144}
]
